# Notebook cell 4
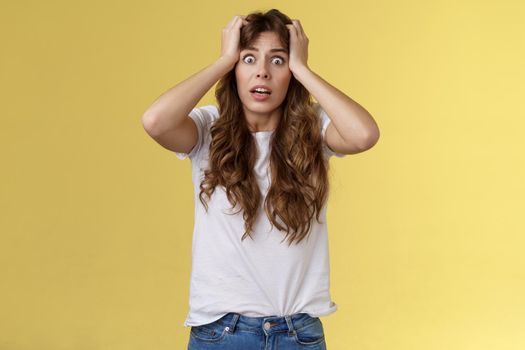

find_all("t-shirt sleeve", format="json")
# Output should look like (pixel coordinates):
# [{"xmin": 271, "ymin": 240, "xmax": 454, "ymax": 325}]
[
  {"xmin": 175, "ymin": 105, "xmax": 218, "ymax": 160},
  {"xmin": 316, "ymin": 103, "xmax": 347, "ymax": 158}
]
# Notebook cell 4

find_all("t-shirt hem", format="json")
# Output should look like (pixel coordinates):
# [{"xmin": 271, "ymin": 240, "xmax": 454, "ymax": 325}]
[
  {"xmin": 183, "ymin": 304, "xmax": 338, "ymax": 327},
  {"xmin": 305, "ymin": 303, "xmax": 338, "ymax": 318},
  {"xmin": 184, "ymin": 312, "xmax": 230, "ymax": 328}
]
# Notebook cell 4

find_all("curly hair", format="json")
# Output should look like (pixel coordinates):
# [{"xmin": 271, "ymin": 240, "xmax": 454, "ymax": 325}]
[{"xmin": 198, "ymin": 9, "xmax": 331, "ymax": 246}]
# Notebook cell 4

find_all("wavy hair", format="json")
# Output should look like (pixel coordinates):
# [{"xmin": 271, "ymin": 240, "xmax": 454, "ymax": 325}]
[{"xmin": 198, "ymin": 9, "xmax": 331, "ymax": 246}]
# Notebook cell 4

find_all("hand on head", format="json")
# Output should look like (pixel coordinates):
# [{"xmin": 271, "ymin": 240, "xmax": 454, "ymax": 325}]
[
  {"xmin": 285, "ymin": 19, "xmax": 310, "ymax": 74},
  {"xmin": 220, "ymin": 15, "xmax": 249, "ymax": 67}
]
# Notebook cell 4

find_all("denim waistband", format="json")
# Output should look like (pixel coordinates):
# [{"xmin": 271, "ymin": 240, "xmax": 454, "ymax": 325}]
[{"xmin": 214, "ymin": 312, "xmax": 319, "ymax": 336}]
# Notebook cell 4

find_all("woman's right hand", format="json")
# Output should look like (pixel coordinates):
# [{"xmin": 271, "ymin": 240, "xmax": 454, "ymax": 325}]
[{"xmin": 219, "ymin": 15, "xmax": 248, "ymax": 67}]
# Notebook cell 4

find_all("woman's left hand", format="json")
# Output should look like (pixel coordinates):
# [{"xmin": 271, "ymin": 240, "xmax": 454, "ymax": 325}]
[{"xmin": 286, "ymin": 19, "xmax": 310, "ymax": 75}]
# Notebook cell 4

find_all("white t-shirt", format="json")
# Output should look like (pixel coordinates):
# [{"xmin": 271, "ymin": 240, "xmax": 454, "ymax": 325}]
[{"xmin": 175, "ymin": 103, "xmax": 346, "ymax": 327}]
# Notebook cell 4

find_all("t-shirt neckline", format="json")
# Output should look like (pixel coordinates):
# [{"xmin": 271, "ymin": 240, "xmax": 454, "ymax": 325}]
[{"xmin": 250, "ymin": 130, "xmax": 275, "ymax": 134}]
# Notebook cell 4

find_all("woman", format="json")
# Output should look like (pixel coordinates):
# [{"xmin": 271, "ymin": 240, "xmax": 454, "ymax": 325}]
[{"xmin": 142, "ymin": 9, "xmax": 379, "ymax": 350}]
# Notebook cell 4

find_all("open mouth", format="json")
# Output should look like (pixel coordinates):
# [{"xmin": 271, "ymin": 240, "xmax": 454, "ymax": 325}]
[{"xmin": 250, "ymin": 88, "xmax": 272, "ymax": 95}]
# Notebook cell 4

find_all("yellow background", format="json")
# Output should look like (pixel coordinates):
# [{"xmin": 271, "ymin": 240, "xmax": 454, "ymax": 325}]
[{"xmin": 1, "ymin": 0, "xmax": 524, "ymax": 349}]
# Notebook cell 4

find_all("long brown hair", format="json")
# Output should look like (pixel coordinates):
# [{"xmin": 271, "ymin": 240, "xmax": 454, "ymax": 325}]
[{"xmin": 199, "ymin": 9, "xmax": 331, "ymax": 246}]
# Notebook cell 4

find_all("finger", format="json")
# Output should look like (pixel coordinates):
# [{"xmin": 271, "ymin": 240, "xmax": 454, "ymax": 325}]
[
  {"xmin": 295, "ymin": 20, "xmax": 305, "ymax": 36},
  {"xmin": 237, "ymin": 16, "xmax": 248, "ymax": 27},
  {"xmin": 286, "ymin": 25, "xmax": 297, "ymax": 43},
  {"xmin": 226, "ymin": 15, "xmax": 242, "ymax": 29},
  {"xmin": 286, "ymin": 23, "xmax": 297, "ymax": 35},
  {"xmin": 289, "ymin": 20, "xmax": 301, "ymax": 40},
  {"xmin": 238, "ymin": 15, "xmax": 250, "ymax": 27},
  {"xmin": 292, "ymin": 20, "xmax": 305, "ymax": 38}
]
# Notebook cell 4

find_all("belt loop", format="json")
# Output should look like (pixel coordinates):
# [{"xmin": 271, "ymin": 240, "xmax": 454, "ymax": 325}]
[
  {"xmin": 228, "ymin": 313, "xmax": 240, "ymax": 333},
  {"xmin": 285, "ymin": 315, "xmax": 296, "ymax": 336}
]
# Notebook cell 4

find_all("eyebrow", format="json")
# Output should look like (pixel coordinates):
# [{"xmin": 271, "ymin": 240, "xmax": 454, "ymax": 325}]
[{"xmin": 243, "ymin": 46, "xmax": 289, "ymax": 54}]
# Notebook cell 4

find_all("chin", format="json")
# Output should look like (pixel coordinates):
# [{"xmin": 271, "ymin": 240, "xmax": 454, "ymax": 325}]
[
  {"xmin": 241, "ymin": 97, "xmax": 284, "ymax": 113},
  {"xmin": 246, "ymin": 103, "xmax": 280, "ymax": 114}
]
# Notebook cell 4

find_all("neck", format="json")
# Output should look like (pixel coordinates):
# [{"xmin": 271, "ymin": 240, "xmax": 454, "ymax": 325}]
[{"xmin": 243, "ymin": 107, "xmax": 282, "ymax": 132}]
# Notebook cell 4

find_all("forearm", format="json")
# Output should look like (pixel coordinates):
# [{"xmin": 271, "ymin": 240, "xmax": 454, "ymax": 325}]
[
  {"xmin": 293, "ymin": 66, "xmax": 380, "ymax": 146},
  {"xmin": 142, "ymin": 57, "xmax": 234, "ymax": 134}
]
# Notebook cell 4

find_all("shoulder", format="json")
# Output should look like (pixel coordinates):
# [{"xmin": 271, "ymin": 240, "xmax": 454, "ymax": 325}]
[
  {"xmin": 312, "ymin": 102, "xmax": 347, "ymax": 158},
  {"xmin": 189, "ymin": 104, "xmax": 220, "ymax": 125},
  {"xmin": 196, "ymin": 104, "xmax": 219, "ymax": 116},
  {"xmin": 311, "ymin": 102, "xmax": 331, "ymax": 133}
]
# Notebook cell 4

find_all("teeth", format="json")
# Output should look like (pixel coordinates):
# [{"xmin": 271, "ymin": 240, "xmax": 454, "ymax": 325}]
[{"xmin": 253, "ymin": 88, "xmax": 270, "ymax": 94}]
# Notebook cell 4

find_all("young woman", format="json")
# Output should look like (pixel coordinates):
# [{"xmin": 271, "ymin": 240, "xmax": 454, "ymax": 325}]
[{"xmin": 142, "ymin": 9, "xmax": 379, "ymax": 350}]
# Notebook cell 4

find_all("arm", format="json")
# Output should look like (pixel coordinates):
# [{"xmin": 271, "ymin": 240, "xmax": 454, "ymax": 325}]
[
  {"xmin": 295, "ymin": 67, "xmax": 380, "ymax": 154},
  {"xmin": 141, "ymin": 57, "xmax": 234, "ymax": 135},
  {"xmin": 141, "ymin": 15, "xmax": 247, "ymax": 153},
  {"xmin": 286, "ymin": 20, "xmax": 380, "ymax": 154}
]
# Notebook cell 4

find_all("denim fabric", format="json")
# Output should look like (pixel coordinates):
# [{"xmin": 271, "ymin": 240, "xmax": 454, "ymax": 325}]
[{"xmin": 187, "ymin": 312, "xmax": 327, "ymax": 349}]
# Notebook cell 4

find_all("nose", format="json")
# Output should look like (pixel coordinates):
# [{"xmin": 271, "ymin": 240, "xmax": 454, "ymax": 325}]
[{"xmin": 256, "ymin": 61, "xmax": 270, "ymax": 79}]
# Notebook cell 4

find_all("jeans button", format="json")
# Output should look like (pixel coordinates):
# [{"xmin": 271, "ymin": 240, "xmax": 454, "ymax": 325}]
[{"xmin": 264, "ymin": 321, "xmax": 271, "ymax": 330}]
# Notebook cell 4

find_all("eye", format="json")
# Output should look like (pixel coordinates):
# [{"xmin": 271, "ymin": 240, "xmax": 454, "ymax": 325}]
[
  {"xmin": 241, "ymin": 54, "xmax": 286, "ymax": 65},
  {"xmin": 272, "ymin": 57, "xmax": 285, "ymax": 65},
  {"xmin": 242, "ymin": 54, "xmax": 255, "ymax": 63}
]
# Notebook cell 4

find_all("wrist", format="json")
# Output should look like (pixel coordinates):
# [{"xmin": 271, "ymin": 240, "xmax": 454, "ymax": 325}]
[
  {"xmin": 291, "ymin": 64, "xmax": 311, "ymax": 80},
  {"xmin": 217, "ymin": 55, "xmax": 237, "ymax": 70}
]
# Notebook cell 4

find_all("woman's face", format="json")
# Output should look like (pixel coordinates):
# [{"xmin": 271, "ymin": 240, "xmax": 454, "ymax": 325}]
[{"xmin": 235, "ymin": 31, "xmax": 292, "ymax": 119}]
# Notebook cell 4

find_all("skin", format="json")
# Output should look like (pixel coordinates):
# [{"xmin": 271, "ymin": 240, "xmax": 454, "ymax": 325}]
[
  {"xmin": 142, "ymin": 15, "xmax": 378, "ymax": 157},
  {"xmin": 221, "ymin": 15, "xmax": 380, "ymax": 153},
  {"xmin": 234, "ymin": 31, "xmax": 292, "ymax": 132}
]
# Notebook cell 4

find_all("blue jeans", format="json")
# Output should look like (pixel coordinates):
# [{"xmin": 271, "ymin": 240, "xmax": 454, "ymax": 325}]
[{"xmin": 187, "ymin": 312, "xmax": 327, "ymax": 349}]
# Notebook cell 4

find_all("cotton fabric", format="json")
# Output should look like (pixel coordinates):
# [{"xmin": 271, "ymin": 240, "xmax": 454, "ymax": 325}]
[{"xmin": 175, "ymin": 104, "xmax": 345, "ymax": 327}]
